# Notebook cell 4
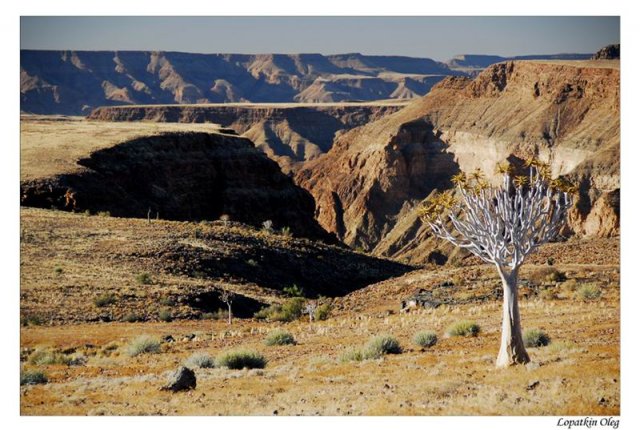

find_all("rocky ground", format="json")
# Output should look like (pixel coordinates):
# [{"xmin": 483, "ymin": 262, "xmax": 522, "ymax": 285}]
[{"xmin": 20, "ymin": 208, "xmax": 619, "ymax": 416}]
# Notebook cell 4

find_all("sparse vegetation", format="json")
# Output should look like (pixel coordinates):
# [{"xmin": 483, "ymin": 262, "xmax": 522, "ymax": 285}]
[
  {"xmin": 366, "ymin": 335, "xmax": 402, "ymax": 355},
  {"xmin": 264, "ymin": 329, "xmax": 296, "ymax": 346},
  {"xmin": 123, "ymin": 313, "xmax": 141, "ymax": 323},
  {"xmin": 158, "ymin": 308, "xmax": 173, "ymax": 322},
  {"xmin": 216, "ymin": 350, "xmax": 267, "ymax": 370},
  {"xmin": 21, "ymin": 314, "xmax": 44, "ymax": 327},
  {"xmin": 20, "ymin": 370, "xmax": 48, "ymax": 385},
  {"xmin": 529, "ymin": 267, "xmax": 566, "ymax": 284},
  {"xmin": 576, "ymin": 284, "xmax": 602, "ymax": 300},
  {"xmin": 159, "ymin": 296, "xmax": 176, "ymax": 307},
  {"xmin": 93, "ymin": 293, "xmax": 116, "ymax": 307},
  {"xmin": 136, "ymin": 272, "xmax": 152, "ymax": 285},
  {"xmin": 283, "ymin": 284, "xmax": 305, "ymax": 297},
  {"xmin": 261, "ymin": 220, "xmax": 274, "ymax": 234},
  {"xmin": 97, "ymin": 211, "xmax": 111, "ymax": 217},
  {"xmin": 314, "ymin": 303, "xmax": 332, "ymax": 321},
  {"xmin": 447, "ymin": 320, "xmax": 481, "ymax": 337},
  {"xmin": 414, "ymin": 331, "xmax": 438, "ymax": 348},
  {"xmin": 524, "ymin": 329, "xmax": 551, "ymax": 347},
  {"xmin": 280, "ymin": 226, "xmax": 292, "ymax": 238},
  {"xmin": 126, "ymin": 335, "xmax": 161, "ymax": 357},
  {"xmin": 184, "ymin": 352, "xmax": 215, "ymax": 369},
  {"xmin": 200, "ymin": 309, "xmax": 229, "ymax": 320},
  {"xmin": 54, "ymin": 266, "xmax": 63, "ymax": 275},
  {"xmin": 254, "ymin": 297, "xmax": 305, "ymax": 322},
  {"xmin": 28, "ymin": 348, "xmax": 72, "ymax": 366}
]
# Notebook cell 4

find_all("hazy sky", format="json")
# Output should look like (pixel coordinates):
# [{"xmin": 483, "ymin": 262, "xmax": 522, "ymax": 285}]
[{"xmin": 20, "ymin": 16, "xmax": 620, "ymax": 61}]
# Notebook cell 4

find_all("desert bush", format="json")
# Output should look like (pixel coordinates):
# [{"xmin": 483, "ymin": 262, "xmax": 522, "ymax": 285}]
[
  {"xmin": 136, "ymin": 272, "xmax": 152, "ymax": 285},
  {"xmin": 97, "ymin": 211, "xmax": 111, "ymax": 217},
  {"xmin": 280, "ymin": 226, "xmax": 292, "ymax": 238},
  {"xmin": 560, "ymin": 279, "xmax": 579, "ymax": 293},
  {"xmin": 100, "ymin": 342, "xmax": 120, "ymax": 357},
  {"xmin": 94, "ymin": 293, "xmax": 116, "ymax": 307},
  {"xmin": 339, "ymin": 347, "xmax": 367, "ymax": 362},
  {"xmin": 413, "ymin": 331, "xmax": 438, "ymax": 348},
  {"xmin": 159, "ymin": 296, "xmax": 176, "ymax": 307},
  {"xmin": 314, "ymin": 303, "xmax": 332, "ymax": 321},
  {"xmin": 255, "ymin": 297, "xmax": 305, "ymax": 322},
  {"xmin": 216, "ymin": 350, "xmax": 267, "ymax": 369},
  {"xmin": 185, "ymin": 352, "xmax": 215, "ymax": 369},
  {"xmin": 365, "ymin": 335, "xmax": 402, "ymax": 355},
  {"xmin": 264, "ymin": 329, "xmax": 296, "ymax": 346},
  {"xmin": 539, "ymin": 288, "xmax": 557, "ymax": 300},
  {"xmin": 524, "ymin": 329, "xmax": 551, "ymax": 348},
  {"xmin": 200, "ymin": 309, "xmax": 229, "ymax": 320},
  {"xmin": 123, "ymin": 313, "xmax": 141, "ymax": 323},
  {"xmin": 447, "ymin": 320, "xmax": 481, "ymax": 337},
  {"xmin": 21, "ymin": 314, "xmax": 44, "ymax": 327},
  {"xmin": 126, "ymin": 335, "xmax": 161, "ymax": 357},
  {"xmin": 54, "ymin": 267, "xmax": 63, "ymax": 275},
  {"xmin": 261, "ymin": 220, "xmax": 274, "ymax": 233},
  {"xmin": 529, "ymin": 267, "xmax": 566, "ymax": 284},
  {"xmin": 28, "ymin": 349, "xmax": 71, "ymax": 366},
  {"xmin": 158, "ymin": 308, "xmax": 173, "ymax": 322},
  {"xmin": 20, "ymin": 370, "xmax": 48, "ymax": 385},
  {"xmin": 576, "ymin": 284, "xmax": 602, "ymax": 300},
  {"xmin": 283, "ymin": 284, "xmax": 305, "ymax": 297}
]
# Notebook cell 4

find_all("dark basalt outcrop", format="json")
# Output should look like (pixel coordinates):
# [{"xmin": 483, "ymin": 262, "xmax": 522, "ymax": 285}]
[{"xmin": 20, "ymin": 131, "xmax": 334, "ymax": 243}]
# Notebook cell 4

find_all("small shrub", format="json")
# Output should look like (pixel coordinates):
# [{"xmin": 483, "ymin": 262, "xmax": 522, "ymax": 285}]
[
  {"xmin": 200, "ymin": 309, "xmax": 229, "ymax": 320},
  {"xmin": 255, "ymin": 297, "xmax": 305, "ymax": 322},
  {"xmin": 576, "ymin": 284, "xmax": 602, "ymax": 300},
  {"xmin": 365, "ymin": 335, "xmax": 402, "ymax": 356},
  {"xmin": 314, "ymin": 303, "xmax": 332, "ymax": 321},
  {"xmin": 158, "ymin": 308, "xmax": 173, "ymax": 322},
  {"xmin": 216, "ymin": 350, "xmax": 267, "ymax": 369},
  {"xmin": 136, "ymin": 272, "xmax": 152, "ymax": 285},
  {"xmin": 28, "ymin": 349, "xmax": 71, "ymax": 366},
  {"xmin": 20, "ymin": 370, "xmax": 48, "ymax": 385},
  {"xmin": 546, "ymin": 257, "xmax": 555, "ymax": 266},
  {"xmin": 339, "ymin": 347, "xmax": 367, "ymax": 362},
  {"xmin": 529, "ymin": 267, "xmax": 566, "ymax": 285},
  {"xmin": 261, "ymin": 220, "xmax": 274, "ymax": 233},
  {"xmin": 413, "ymin": 331, "xmax": 438, "ymax": 348},
  {"xmin": 126, "ymin": 335, "xmax": 161, "ymax": 357},
  {"xmin": 54, "ymin": 267, "xmax": 63, "ymax": 275},
  {"xmin": 539, "ymin": 288, "xmax": 557, "ymax": 300},
  {"xmin": 560, "ymin": 279, "xmax": 579, "ymax": 292},
  {"xmin": 247, "ymin": 259, "xmax": 259, "ymax": 267},
  {"xmin": 94, "ymin": 293, "xmax": 116, "ymax": 308},
  {"xmin": 280, "ymin": 226, "xmax": 292, "ymax": 238},
  {"xmin": 185, "ymin": 352, "xmax": 215, "ymax": 369},
  {"xmin": 159, "ymin": 296, "xmax": 176, "ymax": 307},
  {"xmin": 264, "ymin": 329, "xmax": 296, "ymax": 346},
  {"xmin": 524, "ymin": 329, "xmax": 551, "ymax": 348},
  {"xmin": 283, "ymin": 284, "xmax": 304, "ymax": 298},
  {"xmin": 97, "ymin": 211, "xmax": 111, "ymax": 217},
  {"xmin": 123, "ymin": 313, "xmax": 141, "ymax": 323},
  {"xmin": 21, "ymin": 314, "xmax": 44, "ymax": 327},
  {"xmin": 447, "ymin": 320, "xmax": 480, "ymax": 337}
]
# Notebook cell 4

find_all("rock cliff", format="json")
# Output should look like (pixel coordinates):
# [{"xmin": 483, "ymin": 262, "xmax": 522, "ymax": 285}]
[
  {"xmin": 20, "ymin": 131, "xmax": 335, "ymax": 243},
  {"xmin": 296, "ymin": 60, "xmax": 620, "ymax": 263},
  {"xmin": 87, "ymin": 103, "xmax": 405, "ymax": 171}
]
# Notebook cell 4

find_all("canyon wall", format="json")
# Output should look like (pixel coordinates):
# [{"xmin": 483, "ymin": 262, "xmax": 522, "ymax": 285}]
[{"xmin": 295, "ymin": 60, "xmax": 620, "ymax": 263}]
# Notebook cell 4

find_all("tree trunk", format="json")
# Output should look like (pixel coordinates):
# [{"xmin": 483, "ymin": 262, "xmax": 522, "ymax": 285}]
[
  {"xmin": 227, "ymin": 304, "xmax": 232, "ymax": 325},
  {"xmin": 496, "ymin": 266, "xmax": 530, "ymax": 368}
]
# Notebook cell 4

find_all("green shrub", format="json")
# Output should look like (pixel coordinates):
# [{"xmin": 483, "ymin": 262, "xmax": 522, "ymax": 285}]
[
  {"xmin": 447, "ymin": 320, "xmax": 480, "ymax": 337},
  {"xmin": 94, "ymin": 293, "xmax": 116, "ymax": 307},
  {"xmin": 21, "ymin": 314, "xmax": 44, "ymax": 327},
  {"xmin": 339, "ymin": 347, "xmax": 367, "ymax": 362},
  {"xmin": 523, "ymin": 329, "xmax": 551, "ymax": 348},
  {"xmin": 280, "ymin": 226, "xmax": 292, "ymax": 238},
  {"xmin": 136, "ymin": 272, "xmax": 152, "ymax": 285},
  {"xmin": 158, "ymin": 309, "xmax": 173, "ymax": 322},
  {"xmin": 97, "ymin": 211, "xmax": 111, "ymax": 217},
  {"xmin": 255, "ymin": 297, "xmax": 305, "ymax": 322},
  {"xmin": 123, "ymin": 313, "xmax": 141, "ymax": 323},
  {"xmin": 314, "ymin": 303, "xmax": 332, "ymax": 321},
  {"xmin": 200, "ymin": 309, "xmax": 229, "ymax": 320},
  {"xmin": 185, "ymin": 352, "xmax": 215, "ymax": 369},
  {"xmin": 159, "ymin": 296, "xmax": 176, "ymax": 307},
  {"xmin": 413, "ymin": 331, "xmax": 438, "ymax": 348},
  {"xmin": 54, "ymin": 267, "xmax": 63, "ymax": 275},
  {"xmin": 20, "ymin": 370, "xmax": 48, "ymax": 385},
  {"xmin": 126, "ymin": 335, "xmax": 161, "ymax": 357},
  {"xmin": 216, "ymin": 350, "xmax": 267, "ymax": 369},
  {"xmin": 365, "ymin": 335, "xmax": 402, "ymax": 355},
  {"xmin": 28, "ymin": 349, "xmax": 72, "ymax": 366},
  {"xmin": 264, "ymin": 329, "xmax": 296, "ymax": 346},
  {"xmin": 576, "ymin": 284, "xmax": 602, "ymax": 300},
  {"xmin": 283, "ymin": 284, "xmax": 305, "ymax": 297}
]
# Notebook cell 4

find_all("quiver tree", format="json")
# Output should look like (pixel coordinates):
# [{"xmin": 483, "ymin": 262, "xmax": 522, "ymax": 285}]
[
  {"xmin": 419, "ymin": 159, "xmax": 576, "ymax": 367},
  {"xmin": 220, "ymin": 290, "xmax": 235, "ymax": 325}
]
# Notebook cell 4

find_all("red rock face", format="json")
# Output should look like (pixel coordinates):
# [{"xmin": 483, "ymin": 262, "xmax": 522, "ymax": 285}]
[{"xmin": 296, "ymin": 61, "xmax": 620, "ymax": 263}]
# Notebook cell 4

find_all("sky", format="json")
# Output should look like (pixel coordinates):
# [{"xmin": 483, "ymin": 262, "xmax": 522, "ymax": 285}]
[{"xmin": 20, "ymin": 16, "xmax": 620, "ymax": 61}]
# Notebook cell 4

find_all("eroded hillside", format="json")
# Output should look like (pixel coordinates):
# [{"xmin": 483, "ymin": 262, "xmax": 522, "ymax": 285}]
[{"xmin": 295, "ymin": 60, "xmax": 620, "ymax": 263}]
